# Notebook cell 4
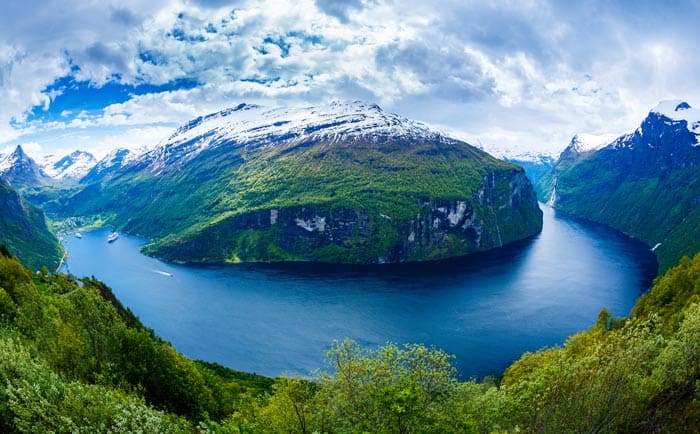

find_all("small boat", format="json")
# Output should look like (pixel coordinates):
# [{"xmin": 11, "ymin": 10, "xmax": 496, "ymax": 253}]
[
  {"xmin": 75, "ymin": 232, "xmax": 82, "ymax": 239},
  {"xmin": 107, "ymin": 232, "xmax": 119, "ymax": 243}
]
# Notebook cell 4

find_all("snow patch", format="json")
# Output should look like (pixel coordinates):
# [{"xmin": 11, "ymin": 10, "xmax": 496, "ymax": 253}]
[
  {"xmin": 651, "ymin": 100, "xmax": 700, "ymax": 135},
  {"xmin": 42, "ymin": 150, "xmax": 96, "ymax": 180},
  {"xmin": 569, "ymin": 133, "xmax": 618, "ymax": 153},
  {"xmin": 146, "ymin": 101, "xmax": 448, "ymax": 174}
]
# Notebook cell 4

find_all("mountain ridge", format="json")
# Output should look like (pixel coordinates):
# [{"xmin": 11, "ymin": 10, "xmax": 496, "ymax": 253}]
[
  {"xmin": 61, "ymin": 101, "xmax": 543, "ymax": 264},
  {"xmin": 545, "ymin": 100, "xmax": 700, "ymax": 270}
]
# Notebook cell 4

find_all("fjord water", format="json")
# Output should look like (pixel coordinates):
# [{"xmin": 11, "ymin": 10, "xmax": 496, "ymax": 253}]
[{"xmin": 61, "ymin": 205, "xmax": 656, "ymax": 378}]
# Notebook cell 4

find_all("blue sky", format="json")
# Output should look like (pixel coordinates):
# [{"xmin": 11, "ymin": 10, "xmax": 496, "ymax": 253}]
[{"xmin": 1, "ymin": 0, "xmax": 699, "ymax": 159}]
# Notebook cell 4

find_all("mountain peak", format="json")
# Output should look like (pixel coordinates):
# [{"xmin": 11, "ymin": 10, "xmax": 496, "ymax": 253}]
[
  {"xmin": 79, "ymin": 148, "xmax": 137, "ymax": 184},
  {"xmin": 675, "ymin": 101, "xmax": 691, "ymax": 111},
  {"xmin": 0, "ymin": 145, "xmax": 49, "ymax": 187},
  {"xmin": 567, "ymin": 133, "xmax": 618, "ymax": 154},
  {"xmin": 42, "ymin": 150, "xmax": 96, "ymax": 180},
  {"xmin": 150, "ymin": 101, "xmax": 445, "ymax": 175},
  {"xmin": 650, "ymin": 100, "xmax": 700, "ymax": 134},
  {"xmin": 12, "ymin": 145, "xmax": 26, "ymax": 157}
]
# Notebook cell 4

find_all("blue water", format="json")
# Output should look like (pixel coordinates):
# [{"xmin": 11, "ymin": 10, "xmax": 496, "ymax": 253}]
[{"xmin": 61, "ymin": 205, "xmax": 657, "ymax": 378}]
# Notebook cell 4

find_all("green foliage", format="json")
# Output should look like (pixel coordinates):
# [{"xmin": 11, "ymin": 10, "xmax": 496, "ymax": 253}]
[
  {"xmin": 60, "ymin": 137, "xmax": 541, "ymax": 264},
  {"xmin": 0, "ymin": 177, "xmax": 62, "ymax": 271},
  {"xmin": 553, "ymin": 148, "xmax": 700, "ymax": 271},
  {"xmin": 0, "ymin": 332, "xmax": 191, "ymax": 433},
  {"xmin": 635, "ymin": 254, "xmax": 700, "ymax": 335},
  {"xmin": 316, "ymin": 339, "xmax": 459, "ymax": 433},
  {"xmin": 0, "ymin": 253, "xmax": 273, "ymax": 432}
]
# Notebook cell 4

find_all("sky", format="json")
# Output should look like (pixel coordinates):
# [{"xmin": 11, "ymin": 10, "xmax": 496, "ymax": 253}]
[{"xmin": 0, "ymin": 0, "xmax": 698, "ymax": 160}]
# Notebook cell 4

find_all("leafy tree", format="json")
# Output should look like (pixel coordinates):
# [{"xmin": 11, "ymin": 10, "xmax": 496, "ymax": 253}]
[{"xmin": 315, "ymin": 339, "xmax": 460, "ymax": 434}]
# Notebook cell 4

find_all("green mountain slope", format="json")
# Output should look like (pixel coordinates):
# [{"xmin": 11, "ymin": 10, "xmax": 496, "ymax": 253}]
[
  {"xmin": 62, "ymin": 102, "xmax": 543, "ymax": 264},
  {"xmin": 550, "ymin": 101, "xmax": 700, "ymax": 271},
  {"xmin": 0, "ymin": 177, "xmax": 61, "ymax": 271},
  {"xmin": 506, "ymin": 156, "xmax": 555, "ymax": 202}
]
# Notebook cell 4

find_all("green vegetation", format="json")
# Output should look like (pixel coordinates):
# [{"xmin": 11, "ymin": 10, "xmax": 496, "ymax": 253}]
[
  {"xmin": 506, "ymin": 157, "xmax": 555, "ymax": 203},
  {"xmin": 0, "ymin": 247, "xmax": 272, "ymax": 432},
  {"xmin": 2, "ymin": 239, "xmax": 700, "ymax": 432},
  {"xmin": 60, "ymin": 137, "xmax": 542, "ymax": 264},
  {"xmin": 0, "ymin": 177, "xmax": 62, "ymax": 271},
  {"xmin": 555, "ymin": 149, "xmax": 700, "ymax": 271}
]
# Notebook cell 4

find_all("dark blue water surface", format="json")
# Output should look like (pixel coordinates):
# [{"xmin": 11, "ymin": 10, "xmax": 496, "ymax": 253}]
[{"xmin": 61, "ymin": 206, "xmax": 657, "ymax": 378}]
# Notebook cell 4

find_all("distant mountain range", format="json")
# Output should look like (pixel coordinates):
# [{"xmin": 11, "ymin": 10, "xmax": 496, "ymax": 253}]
[
  {"xmin": 55, "ymin": 101, "xmax": 542, "ymax": 264},
  {"xmin": 0, "ymin": 146, "xmax": 139, "ymax": 189},
  {"xmin": 41, "ymin": 150, "xmax": 96, "ymax": 181}
]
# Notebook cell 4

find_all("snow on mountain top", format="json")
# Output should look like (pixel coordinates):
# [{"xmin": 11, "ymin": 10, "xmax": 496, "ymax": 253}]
[
  {"xmin": 168, "ymin": 101, "xmax": 444, "ymax": 146},
  {"xmin": 93, "ymin": 148, "xmax": 137, "ymax": 171},
  {"xmin": 42, "ymin": 150, "xmax": 96, "ymax": 180},
  {"xmin": 475, "ymin": 142, "xmax": 561, "ymax": 162},
  {"xmin": 651, "ymin": 100, "xmax": 700, "ymax": 134},
  {"xmin": 102, "ymin": 147, "xmax": 137, "ymax": 163},
  {"xmin": 148, "ymin": 101, "xmax": 448, "ymax": 174},
  {"xmin": 0, "ymin": 146, "xmax": 31, "ymax": 172},
  {"xmin": 569, "ymin": 133, "xmax": 619, "ymax": 153}
]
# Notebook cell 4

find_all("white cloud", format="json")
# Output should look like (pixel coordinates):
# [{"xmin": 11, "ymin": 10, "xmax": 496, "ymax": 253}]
[{"xmin": 0, "ymin": 0, "xmax": 699, "ymax": 157}]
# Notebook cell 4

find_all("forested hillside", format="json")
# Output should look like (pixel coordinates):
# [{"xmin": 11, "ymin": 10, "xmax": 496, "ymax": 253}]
[
  {"xmin": 550, "ymin": 102, "xmax": 700, "ymax": 271},
  {"xmin": 1, "ymin": 244, "xmax": 699, "ymax": 432},
  {"xmin": 0, "ymin": 177, "xmax": 61, "ymax": 271}
]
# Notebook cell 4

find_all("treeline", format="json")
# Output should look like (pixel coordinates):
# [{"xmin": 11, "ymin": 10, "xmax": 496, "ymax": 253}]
[{"xmin": 1, "ymin": 245, "xmax": 700, "ymax": 432}]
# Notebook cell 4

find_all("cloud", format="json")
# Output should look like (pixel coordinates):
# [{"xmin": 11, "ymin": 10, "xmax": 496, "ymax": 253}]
[
  {"xmin": 314, "ymin": 0, "xmax": 364, "ymax": 23},
  {"xmin": 1, "ymin": 0, "xmax": 700, "ymax": 158}
]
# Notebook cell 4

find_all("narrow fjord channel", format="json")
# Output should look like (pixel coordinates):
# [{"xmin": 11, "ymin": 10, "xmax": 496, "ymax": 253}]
[{"xmin": 61, "ymin": 205, "xmax": 657, "ymax": 378}]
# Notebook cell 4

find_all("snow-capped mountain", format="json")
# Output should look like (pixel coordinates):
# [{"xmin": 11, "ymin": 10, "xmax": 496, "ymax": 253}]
[
  {"xmin": 143, "ymin": 101, "xmax": 447, "ymax": 174},
  {"xmin": 475, "ymin": 143, "xmax": 560, "ymax": 163},
  {"xmin": 80, "ymin": 148, "xmax": 137, "ymax": 184},
  {"xmin": 557, "ymin": 100, "xmax": 699, "ymax": 161},
  {"xmin": 649, "ymin": 100, "xmax": 700, "ymax": 137},
  {"xmin": 0, "ymin": 145, "xmax": 49, "ymax": 188},
  {"xmin": 548, "ymin": 99, "xmax": 700, "ymax": 271},
  {"xmin": 42, "ymin": 150, "xmax": 96, "ymax": 180},
  {"xmin": 69, "ymin": 100, "xmax": 542, "ymax": 265},
  {"xmin": 566, "ymin": 133, "xmax": 620, "ymax": 154}
]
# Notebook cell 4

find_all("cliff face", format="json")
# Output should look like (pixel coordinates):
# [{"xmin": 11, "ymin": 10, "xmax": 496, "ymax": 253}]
[{"xmin": 148, "ymin": 168, "xmax": 541, "ymax": 264}]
